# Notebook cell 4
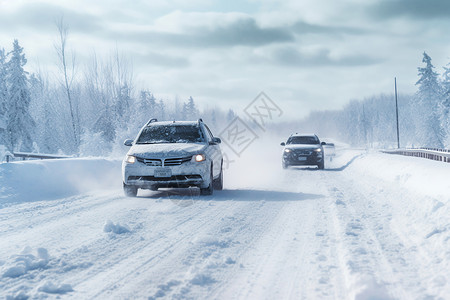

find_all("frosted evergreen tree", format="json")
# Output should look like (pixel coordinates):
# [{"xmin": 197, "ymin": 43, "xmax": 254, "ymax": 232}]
[
  {"xmin": 0, "ymin": 48, "xmax": 7, "ymax": 146},
  {"xmin": 115, "ymin": 83, "xmax": 131, "ymax": 122},
  {"xmin": 5, "ymin": 40, "xmax": 35, "ymax": 151},
  {"xmin": 441, "ymin": 63, "xmax": 450, "ymax": 146},
  {"xmin": 136, "ymin": 90, "xmax": 156, "ymax": 126},
  {"xmin": 139, "ymin": 90, "xmax": 156, "ymax": 116},
  {"xmin": 93, "ymin": 105, "xmax": 116, "ymax": 144},
  {"xmin": 29, "ymin": 73, "xmax": 59, "ymax": 153},
  {"xmin": 158, "ymin": 99, "xmax": 165, "ymax": 120},
  {"xmin": 181, "ymin": 102, "xmax": 188, "ymax": 120},
  {"xmin": 184, "ymin": 96, "xmax": 198, "ymax": 120},
  {"xmin": 415, "ymin": 52, "xmax": 444, "ymax": 147},
  {"xmin": 226, "ymin": 109, "xmax": 236, "ymax": 122}
]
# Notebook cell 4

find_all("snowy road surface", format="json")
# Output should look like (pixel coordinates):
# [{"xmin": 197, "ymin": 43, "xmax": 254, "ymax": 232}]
[{"xmin": 1, "ymin": 144, "xmax": 449, "ymax": 299}]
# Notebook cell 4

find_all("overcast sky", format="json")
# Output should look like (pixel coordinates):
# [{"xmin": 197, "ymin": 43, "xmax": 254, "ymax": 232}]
[{"xmin": 1, "ymin": 0, "xmax": 450, "ymax": 119}]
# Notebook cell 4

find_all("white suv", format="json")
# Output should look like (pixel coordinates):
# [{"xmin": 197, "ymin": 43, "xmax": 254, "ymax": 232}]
[{"xmin": 122, "ymin": 119, "xmax": 223, "ymax": 196}]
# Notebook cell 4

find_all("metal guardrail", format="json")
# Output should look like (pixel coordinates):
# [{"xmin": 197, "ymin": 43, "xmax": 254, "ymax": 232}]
[
  {"xmin": 4, "ymin": 152, "xmax": 71, "ymax": 162},
  {"xmin": 382, "ymin": 148, "xmax": 450, "ymax": 163}
]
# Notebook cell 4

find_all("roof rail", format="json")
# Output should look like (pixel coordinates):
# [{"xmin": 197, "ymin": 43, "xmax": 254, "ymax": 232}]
[{"xmin": 146, "ymin": 118, "xmax": 158, "ymax": 126}]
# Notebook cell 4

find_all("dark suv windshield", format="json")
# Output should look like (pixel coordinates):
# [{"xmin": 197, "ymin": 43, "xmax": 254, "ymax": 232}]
[
  {"xmin": 136, "ymin": 125, "xmax": 205, "ymax": 144},
  {"xmin": 287, "ymin": 136, "xmax": 319, "ymax": 145}
]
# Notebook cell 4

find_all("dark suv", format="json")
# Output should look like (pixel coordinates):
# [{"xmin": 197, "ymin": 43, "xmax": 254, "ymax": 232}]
[{"xmin": 280, "ymin": 134, "xmax": 326, "ymax": 169}]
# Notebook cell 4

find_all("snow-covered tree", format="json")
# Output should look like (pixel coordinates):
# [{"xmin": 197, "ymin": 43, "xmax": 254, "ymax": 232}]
[
  {"xmin": 93, "ymin": 106, "xmax": 116, "ymax": 144},
  {"xmin": 29, "ymin": 73, "xmax": 63, "ymax": 153},
  {"xmin": 441, "ymin": 63, "xmax": 450, "ymax": 147},
  {"xmin": 226, "ymin": 109, "xmax": 236, "ymax": 122},
  {"xmin": 184, "ymin": 96, "xmax": 198, "ymax": 120},
  {"xmin": 5, "ymin": 40, "xmax": 35, "ymax": 151},
  {"xmin": 55, "ymin": 18, "xmax": 80, "ymax": 151},
  {"xmin": 114, "ymin": 83, "xmax": 131, "ymax": 123},
  {"xmin": 158, "ymin": 99, "xmax": 166, "ymax": 120},
  {"xmin": 415, "ymin": 52, "xmax": 444, "ymax": 147},
  {"xmin": 0, "ymin": 48, "xmax": 7, "ymax": 147},
  {"xmin": 139, "ymin": 90, "xmax": 156, "ymax": 117}
]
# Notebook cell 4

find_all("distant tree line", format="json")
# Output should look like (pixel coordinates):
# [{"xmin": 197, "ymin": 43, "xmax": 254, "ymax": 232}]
[
  {"xmin": 0, "ymin": 36, "xmax": 236, "ymax": 157},
  {"xmin": 1, "ymin": 33, "xmax": 449, "ymax": 157},
  {"xmin": 287, "ymin": 52, "xmax": 450, "ymax": 149}
]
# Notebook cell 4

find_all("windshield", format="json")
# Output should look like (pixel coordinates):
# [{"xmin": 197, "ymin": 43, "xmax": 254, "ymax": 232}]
[
  {"xmin": 136, "ymin": 124, "xmax": 205, "ymax": 144},
  {"xmin": 287, "ymin": 136, "xmax": 319, "ymax": 145}
]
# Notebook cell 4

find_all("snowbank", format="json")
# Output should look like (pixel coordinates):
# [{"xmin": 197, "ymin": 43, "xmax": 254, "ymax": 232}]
[
  {"xmin": 0, "ymin": 158, "xmax": 121, "ymax": 207},
  {"xmin": 350, "ymin": 151, "xmax": 450, "ymax": 199}
]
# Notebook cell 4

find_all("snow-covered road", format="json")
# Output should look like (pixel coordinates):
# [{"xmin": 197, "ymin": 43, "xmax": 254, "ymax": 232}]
[{"xmin": 1, "ymin": 144, "xmax": 449, "ymax": 299}]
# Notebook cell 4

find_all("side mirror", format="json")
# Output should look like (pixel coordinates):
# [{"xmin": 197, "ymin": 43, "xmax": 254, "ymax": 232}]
[
  {"xmin": 321, "ymin": 142, "xmax": 326, "ymax": 146},
  {"xmin": 280, "ymin": 142, "xmax": 286, "ymax": 146},
  {"xmin": 124, "ymin": 139, "xmax": 133, "ymax": 146},
  {"xmin": 212, "ymin": 137, "xmax": 222, "ymax": 144}
]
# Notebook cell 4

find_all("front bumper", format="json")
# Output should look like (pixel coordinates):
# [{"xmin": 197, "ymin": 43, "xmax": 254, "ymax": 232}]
[
  {"xmin": 283, "ymin": 152, "xmax": 323, "ymax": 166},
  {"xmin": 122, "ymin": 159, "xmax": 211, "ymax": 189}
]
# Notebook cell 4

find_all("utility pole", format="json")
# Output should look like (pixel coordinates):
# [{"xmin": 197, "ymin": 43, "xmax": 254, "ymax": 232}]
[{"xmin": 395, "ymin": 77, "xmax": 400, "ymax": 148}]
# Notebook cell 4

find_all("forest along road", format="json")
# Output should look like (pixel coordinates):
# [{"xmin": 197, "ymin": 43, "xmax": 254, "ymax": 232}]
[{"xmin": 0, "ymin": 149, "xmax": 449, "ymax": 299}]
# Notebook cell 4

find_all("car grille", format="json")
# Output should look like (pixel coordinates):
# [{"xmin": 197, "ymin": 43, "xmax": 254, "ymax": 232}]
[
  {"xmin": 293, "ymin": 149, "xmax": 312, "ymax": 155},
  {"xmin": 164, "ymin": 157, "xmax": 192, "ymax": 166},
  {"xmin": 135, "ymin": 156, "xmax": 192, "ymax": 166},
  {"xmin": 136, "ymin": 157, "xmax": 162, "ymax": 166}
]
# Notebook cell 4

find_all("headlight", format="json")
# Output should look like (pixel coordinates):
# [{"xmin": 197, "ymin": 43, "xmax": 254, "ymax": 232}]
[
  {"xmin": 126, "ymin": 155, "xmax": 136, "ymax": 164},
  {"xmin": 284, "ymin": 149, "xmax": 292, "ymax": 153},
  {"xmin": 314, "ymin": 148, "xmax": 322, "ymax": 152},
  {"xmin": 194, "ymin": 154, "xmax": 206, "ymax": 162}
]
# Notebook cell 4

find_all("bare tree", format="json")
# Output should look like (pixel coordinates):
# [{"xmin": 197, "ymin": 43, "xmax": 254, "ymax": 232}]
[{"xmin": 54, "ymin": 17, "xmax": 79, "ymax": 151}]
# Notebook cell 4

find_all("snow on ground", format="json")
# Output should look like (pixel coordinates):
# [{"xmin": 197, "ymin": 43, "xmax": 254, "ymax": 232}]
[
  {"xmin": 0, "ymin": 140, "xmax": 449, "ymax": 299},
  {"xmin": 0, "ymin": 158, "xmax": 121, "ymax": 207}
]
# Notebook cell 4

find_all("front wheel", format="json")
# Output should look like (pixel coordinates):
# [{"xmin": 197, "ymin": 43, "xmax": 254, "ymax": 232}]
[
  {"xmin": 317, "ymin": 161, "xmax": 325, "ymax": 170},
  {"xmin": 282, "ymin": 161, "xmax": 289, "ymax": 169},
  {"xmin": 213, "ymin": 163, "xmax": 223, "ymax": 190},
  {"xmin": 123, "ymin": 183, "xmax": 138, "ymax": 197},
  {"xmin": 200, "ymin": 166, "xmax": 214, "ymax": 196}
]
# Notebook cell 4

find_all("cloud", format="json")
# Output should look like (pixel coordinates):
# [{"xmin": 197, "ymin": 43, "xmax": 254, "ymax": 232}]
[
  {"xmin": 197, "ymin": 18, "xmax": 294, "ymax": 47},
  {"xmin": 107, "ymin": 16, "xmax": 294, "ymax": 48},
  {"xmin": 270, "ymin": 46, "xmax": 382, "ymax": 67},
  {"xmin": 134, "ymin": 51, "xmax": 190, "ymax": 68},
  {"xmin": 369, "ymin": 0, "xmax": 450, "ymax": 20},
  {"xmin": 292, "ymin": 21, "xmax": 368, "ymax": 36},
  {"xmin": 0, "ymin": 1, "xmax": 102, "ymax": 33}
]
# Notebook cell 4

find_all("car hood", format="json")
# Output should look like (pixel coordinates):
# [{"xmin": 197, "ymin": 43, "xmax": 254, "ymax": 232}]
[
  {"xmin": 128, "ymin": 143, "xmax": 207, "ymax": 158},
  {"xmin": 285, "ymin": 144, "xmax": 321, "ymax": 150}
]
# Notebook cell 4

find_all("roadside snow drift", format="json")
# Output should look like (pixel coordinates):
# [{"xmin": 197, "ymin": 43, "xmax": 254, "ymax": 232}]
[{"xmin": 0, "ymin": 158, "xmax": 121, "ymax": 207}]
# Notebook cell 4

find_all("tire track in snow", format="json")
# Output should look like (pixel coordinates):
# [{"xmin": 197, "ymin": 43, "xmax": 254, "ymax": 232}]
[
  {"xmin": 325, "ymin": 173, "xmax": 423, "ymax": 299},
  {"xmin": 69, "ymin": 197, "xmax": 271, "ymax": 298},
  {"xmin": 0, "ymin": 191, "xmax": 123, "ymax": 238}
]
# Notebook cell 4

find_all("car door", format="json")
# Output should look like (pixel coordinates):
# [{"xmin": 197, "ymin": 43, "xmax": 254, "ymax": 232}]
[{"xmin": 203, "ymin": 124, "xmax": 222, "ymax": 177}]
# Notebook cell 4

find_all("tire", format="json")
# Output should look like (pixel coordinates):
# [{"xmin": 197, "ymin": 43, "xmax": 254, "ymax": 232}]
[
  {"xmin": 200, "ymin": 166, "xmax": 214, "ymax": 196},
  {"xmin": 123, "ymin": 183, "xmax": 138, "ymax": 197},
  {"xmin": 317, "ymin": 161, "xmax": 325, "ymax": 170},
  {"xmin": 282, "ymin": 161, "xmax": 289, "ymax": 169},
  {"xmin": 213, "ymin": 163, "xmax": 223, "ymax": 190}
]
